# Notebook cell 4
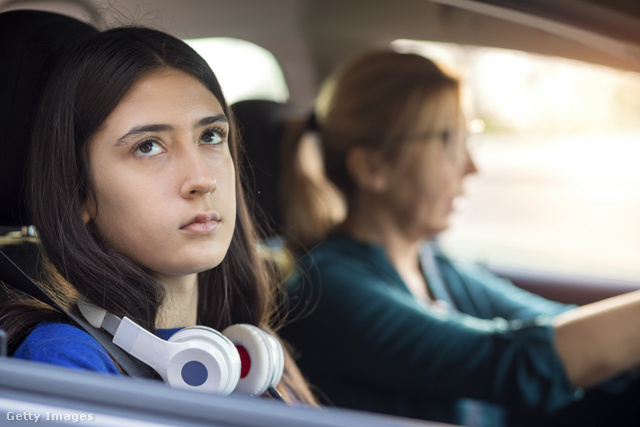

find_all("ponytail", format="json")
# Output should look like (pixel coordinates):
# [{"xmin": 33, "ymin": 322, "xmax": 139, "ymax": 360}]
[{"xmin": 279, "ymin": 116, "xmax": 345, "ymax": 254}]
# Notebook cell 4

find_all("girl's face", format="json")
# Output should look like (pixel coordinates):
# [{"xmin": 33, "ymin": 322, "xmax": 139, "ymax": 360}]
[
  {"xmin": 377, "ymin": 98, "xmax": 477, "ymax": 241},
  {"xmin": 83, "ymin": 69, "xmax": 236, "ymax": 284}
]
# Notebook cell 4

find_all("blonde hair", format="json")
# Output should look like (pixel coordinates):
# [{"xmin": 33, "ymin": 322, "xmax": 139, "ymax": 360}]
[{"xmin": 281, "ymin": 50, "xmax": 461, "ymax": 252}]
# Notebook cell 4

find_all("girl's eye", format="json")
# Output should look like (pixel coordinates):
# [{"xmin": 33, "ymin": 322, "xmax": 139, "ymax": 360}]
[
  {"xmin": 135, "ymin": 139, "xmax": 164, "ymax": 156},
  {"xmin": 200, "ymin": 129, "xmax": 224, "ymax": 145}
]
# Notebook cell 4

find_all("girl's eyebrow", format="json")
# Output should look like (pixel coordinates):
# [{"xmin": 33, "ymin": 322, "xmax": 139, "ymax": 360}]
[
  {"xmin": 116, "ymin": 114, "xmax": 229, "ymax": 145},
  {"xmin": 196, "ymin": 114, "xmax": 228, "ymax": 128}
]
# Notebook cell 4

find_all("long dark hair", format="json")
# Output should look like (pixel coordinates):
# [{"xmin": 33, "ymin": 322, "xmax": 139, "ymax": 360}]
[
  {"xmin": 2, "ymin": 26, "xmax": 315, "ymax": 404},
  {"xmin": 28, "ymin": 26, "xmax": 267, "ymax": 331}
]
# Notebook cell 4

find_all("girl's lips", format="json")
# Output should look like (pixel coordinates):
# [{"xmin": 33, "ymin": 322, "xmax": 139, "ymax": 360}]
[
  {"xmin": 180, "ymin": 219, "xmax": 219, "ymax": 233},
  {"xmin": 180, "ymin": 213, "xmax": 220, "ymax": 233}
]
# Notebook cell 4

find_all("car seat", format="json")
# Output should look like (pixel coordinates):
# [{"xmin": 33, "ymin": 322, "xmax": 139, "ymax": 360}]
[
  {"xmin": 233, "ymin": 99, "xmax": 304, "ymax": 241},
  {"xmin": 0, "ymin": 9, "xmax": 98, "ymax": 297},
  {"xmin": 0, "ymin": 11, "xmax": 157, "ymax": 376}
]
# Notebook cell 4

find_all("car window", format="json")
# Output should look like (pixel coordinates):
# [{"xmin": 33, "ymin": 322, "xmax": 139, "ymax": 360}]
[
  {"xmin": 393, "ymin": 39, "xmax": 640, "ymax": 283},
  {"xmin": 185, "ymin": 37, "xmax": 289, "ymax": 104}
]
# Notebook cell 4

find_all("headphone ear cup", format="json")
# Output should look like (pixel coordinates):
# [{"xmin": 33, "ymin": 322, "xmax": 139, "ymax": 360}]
[
  {"xmin": 266, "ymin": 332, "xmax": 285, "ymax": 391},
  {"xmin": 167, "ymin": 326, "xmax": 241, "ymax": 395},
  {"xmin": 222, "ymin": 324, "xmax": 285, "ymax": 396}
]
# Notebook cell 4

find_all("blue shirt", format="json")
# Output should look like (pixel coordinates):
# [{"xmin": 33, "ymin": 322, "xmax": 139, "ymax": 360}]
[
  {"xmin": 280, "ymin": 234, "xmax": 580, "ymax": 427},
  {"xmin": 14, "ymin": 321, "xmax": 181, "ymax": 374}
]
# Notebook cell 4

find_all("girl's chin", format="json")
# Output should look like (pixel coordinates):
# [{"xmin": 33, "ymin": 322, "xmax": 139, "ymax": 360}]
[{"xmin": 152, "ymin": 259, "xmax": 225, "ymax": 278}]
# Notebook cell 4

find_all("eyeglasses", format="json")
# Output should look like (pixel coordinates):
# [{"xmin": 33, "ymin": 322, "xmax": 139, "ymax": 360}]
[{"xmin": 407, "ymin": 118, "xmax": 484, "ymax": 162}]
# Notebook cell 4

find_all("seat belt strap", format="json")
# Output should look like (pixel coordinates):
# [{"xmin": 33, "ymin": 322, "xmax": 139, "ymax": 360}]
[{"xmin": 0, "ymin": 249, "xmax": 155, "ymax": 378}]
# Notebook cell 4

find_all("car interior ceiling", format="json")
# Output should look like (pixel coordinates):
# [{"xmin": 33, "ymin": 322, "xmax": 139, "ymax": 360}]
[{"xmin": 2, "ymin": 0, "xmax": 640, "ymax": 108}]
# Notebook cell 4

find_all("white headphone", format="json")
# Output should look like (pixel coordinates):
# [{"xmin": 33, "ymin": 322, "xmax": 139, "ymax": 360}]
[{"xmin": 77, "ymin": 300, "xmax": 285, "ymax": 397}]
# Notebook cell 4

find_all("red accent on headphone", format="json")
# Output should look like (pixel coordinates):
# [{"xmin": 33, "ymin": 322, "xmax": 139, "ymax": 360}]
[{"xmin": 237, "ymin": 345, "xmax": 251, "ymax": 378}]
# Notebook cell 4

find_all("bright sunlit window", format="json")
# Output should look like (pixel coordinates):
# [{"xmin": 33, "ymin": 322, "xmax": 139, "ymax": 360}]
[
  {"xmin": 185, "ymin": 37, "xmax": 289, "ymax": 104},
  {"xmin": 393, "ymin": 39, "xmax": 640, "ymax": 282}
]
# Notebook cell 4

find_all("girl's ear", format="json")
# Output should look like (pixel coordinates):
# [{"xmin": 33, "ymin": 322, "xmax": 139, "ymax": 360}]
[
  {"xmin": 81, "ymin": 205, "xmax": 91, "ymax": 224},
  {"xmin": 346, "ymin": 147, "xmax": 390, "ymax": 192},
  {"xmin": 81, "ymin": 195, "xmax": 96, "ymax": 224}
]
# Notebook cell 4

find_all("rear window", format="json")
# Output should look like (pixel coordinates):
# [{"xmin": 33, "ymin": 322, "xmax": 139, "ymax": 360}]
[{"xmin": 185, "ymin": 37, "xmax": 289, "ymax": 104}]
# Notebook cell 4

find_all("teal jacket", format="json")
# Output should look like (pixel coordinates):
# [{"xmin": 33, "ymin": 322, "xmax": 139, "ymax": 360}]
[{"xmin": 281, "ymin": 234, "xmax": 579, "ymax": 427}]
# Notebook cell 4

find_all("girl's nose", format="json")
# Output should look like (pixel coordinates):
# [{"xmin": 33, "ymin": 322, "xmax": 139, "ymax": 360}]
[{"xmin": 180, "ymin": 145, "xmax": 217, "ymax": 198}]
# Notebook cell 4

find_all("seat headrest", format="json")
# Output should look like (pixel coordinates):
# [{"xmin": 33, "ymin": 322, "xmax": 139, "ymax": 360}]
[
  {"xmin": 233, "ymin": 99, "xmax": 303, "ymax": 237},
  {"xmin": 0, "ymin": 10, "xmax": 98, "ymax": 227}
]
